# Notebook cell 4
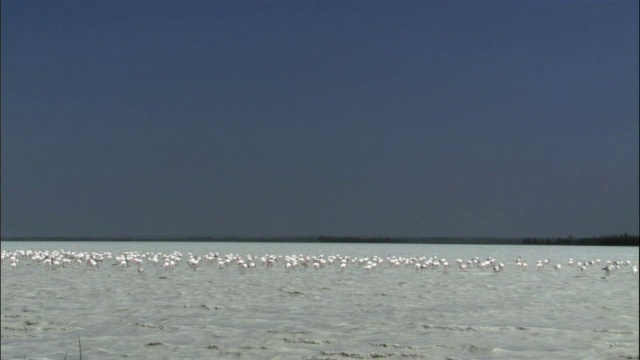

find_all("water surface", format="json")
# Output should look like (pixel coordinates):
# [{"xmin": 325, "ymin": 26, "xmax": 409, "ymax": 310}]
[{"xmin": 1, "ymin": 242, "xmax": 638, "ymax": 359}]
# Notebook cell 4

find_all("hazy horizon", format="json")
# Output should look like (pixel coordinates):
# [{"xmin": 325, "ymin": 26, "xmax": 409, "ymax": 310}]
[{"xmin": 2, "ymin": 233, "xmax": 636, "ymax": 240}]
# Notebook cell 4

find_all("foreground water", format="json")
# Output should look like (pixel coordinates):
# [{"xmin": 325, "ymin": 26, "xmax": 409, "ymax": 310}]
[{"xmin": 1, "ymin": 241, "xmax": 638, "ymax": 360}]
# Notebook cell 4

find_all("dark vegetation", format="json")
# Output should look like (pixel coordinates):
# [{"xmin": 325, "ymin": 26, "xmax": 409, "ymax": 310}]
[{"xmin": 2, "ymin": 233, "xmax": 638, "ymax": 246}]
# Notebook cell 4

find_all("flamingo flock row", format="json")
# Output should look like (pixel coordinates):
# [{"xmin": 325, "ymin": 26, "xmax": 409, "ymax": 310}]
[{"xmin": 1, "ymin": 248, "xmax": 638, "ymax": 278}]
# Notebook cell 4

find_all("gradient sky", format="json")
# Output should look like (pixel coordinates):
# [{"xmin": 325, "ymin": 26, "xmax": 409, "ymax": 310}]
[{"xmin": 2, "ymin": 0, "xmax": 638, "ymax": 238}]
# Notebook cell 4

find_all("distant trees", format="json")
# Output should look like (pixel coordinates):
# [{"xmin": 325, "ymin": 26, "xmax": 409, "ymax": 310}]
[{"xmin": 522, "ymin": 233, "xmax": 639, "ymax": 246}]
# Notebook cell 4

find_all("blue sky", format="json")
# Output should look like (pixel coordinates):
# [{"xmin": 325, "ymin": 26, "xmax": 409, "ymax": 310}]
[{"xmin": 2, "ymin": 0, "xmax": 638, "ymax": 238}]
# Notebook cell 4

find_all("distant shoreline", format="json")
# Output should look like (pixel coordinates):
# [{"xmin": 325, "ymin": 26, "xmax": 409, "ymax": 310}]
[{"xmin": 1, "ymin": 235, "xmax": 638, "ymax": 246}]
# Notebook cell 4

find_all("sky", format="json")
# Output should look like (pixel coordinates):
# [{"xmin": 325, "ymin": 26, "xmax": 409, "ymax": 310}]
[{"xmin": 1, "ymin": 0, "xmax": 638, "ymax": 238}]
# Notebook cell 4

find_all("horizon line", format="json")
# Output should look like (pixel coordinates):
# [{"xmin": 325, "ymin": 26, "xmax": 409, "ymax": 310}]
[{"xmin": 2, "ymin": 233, "xmax": 638, "ymax": 240}]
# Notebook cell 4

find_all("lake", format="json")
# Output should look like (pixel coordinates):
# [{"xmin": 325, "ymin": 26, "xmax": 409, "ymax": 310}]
[{"xmin": 1, "ymin": 241, "xmax": 638, "ymax": 360}]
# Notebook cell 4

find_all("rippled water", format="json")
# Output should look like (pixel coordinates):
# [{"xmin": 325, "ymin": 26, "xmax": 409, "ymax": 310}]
[{"xmin": 1, "ymin": 242, "xmax": 638, "ymax": 360}]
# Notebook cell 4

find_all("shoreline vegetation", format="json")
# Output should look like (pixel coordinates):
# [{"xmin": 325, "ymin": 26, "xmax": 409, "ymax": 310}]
[{"xmin": 1, "ymin": 234, "xmax": 638, "ymax": 246}]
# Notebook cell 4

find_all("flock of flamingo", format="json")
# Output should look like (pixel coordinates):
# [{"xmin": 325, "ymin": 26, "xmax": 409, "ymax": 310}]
[{"xmin": 1, "ymin": 248, "xmax": 638, "ymax": 278}]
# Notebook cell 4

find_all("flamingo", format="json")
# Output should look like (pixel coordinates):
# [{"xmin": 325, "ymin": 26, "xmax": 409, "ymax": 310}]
[
  {"xmin": 43, "ymin": 258, "xmax": 52, "ymax": 271},
  {"xmin": 492, "ymin": 264, "xmax": 501, "ymax": 274},
  {"xmin": 580, "ymin": 265, "xmax": 587, "ymax": 276},
  {"xmin": 442, "ymin": 261, "xmax": 450, "ymax": 273},
  {"xmin": 554, "ymin": 264, "xmax": 561, "ymax": 272}
]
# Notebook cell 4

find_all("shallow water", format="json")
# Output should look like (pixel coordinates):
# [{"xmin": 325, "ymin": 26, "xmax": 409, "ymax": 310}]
[{"xmin": 1, "ymin": 242, "xmax": 638, "ymax": 360}]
